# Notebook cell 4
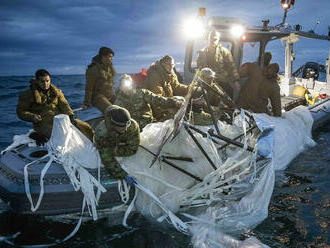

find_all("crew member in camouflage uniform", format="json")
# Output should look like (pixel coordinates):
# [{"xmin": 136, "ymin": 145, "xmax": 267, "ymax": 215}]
[
  {"xmin": 142, "ymin": 55, "xmax": 189, "ymax": 120},
  {"xmin": 94, "ymin": 105, "xmax": 140, "ymax": 179},
  {"xmin": 198, "ymin": 68, "xmax": 228, "ymax": 109},
  {"xmin": 189, "ymin": 68, "xmax": 230, "ymax": 125},
  {"xmin": 114, "ymin": 74, "xmax": 184, "ymax": 129},
  {"xmin": 237, "ymin": 62, "xmax": 264, "ymax": 111},
  {"xmin": 82, "ymin": 47, "xmax": 116, "ymax": 113},
  {"xmin": 17, "ymin": 69, "xmax": 94, "ymax": 143},
  {"xmin": 238, "ymin": 63, "xmax": 281, "ymax": 116},
  {"xmin": 256, "ymin": 63, "xmax": 281, "ymax": 116},
  {"xmin": 197, "ymin": 30, "xmax": 240, "ymax": 100}
]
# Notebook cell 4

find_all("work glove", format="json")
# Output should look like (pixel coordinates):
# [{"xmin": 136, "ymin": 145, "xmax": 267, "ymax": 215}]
[{"xmin": 29, "ymin": 132, "xmax": 49, "ymax": 146}]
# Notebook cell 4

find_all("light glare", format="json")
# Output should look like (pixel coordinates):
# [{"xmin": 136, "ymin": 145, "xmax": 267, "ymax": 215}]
[
  {"xmin": 183, "ymin": 18, "xmax": 204, "ymax": 39},
  {"xmin": 122, "ymin": 79, "xmax": 132, "ymax": 89},
  {"xmin": 230, "ymin": 25, "xmax": 245, "ymax": 38}
]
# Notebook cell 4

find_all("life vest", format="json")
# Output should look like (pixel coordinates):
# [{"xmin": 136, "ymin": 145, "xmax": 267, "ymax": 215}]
[{"xmin": 130, "ymin": 69, "xmax": 147, "ymax": 88}]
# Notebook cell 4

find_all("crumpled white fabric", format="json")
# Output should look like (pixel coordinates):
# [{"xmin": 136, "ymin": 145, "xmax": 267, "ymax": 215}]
[
  {"xmin": 253, "ymin": 106, "xmax": 315, "ymax": 170},
  {"xmin": 117, "ymin": 106, "xmax": 316, "ymax": 247},
  {"xmin": 24, "ymin": 114, "xmax": 106, "ymax": 220},
  {"xmin": 1, "ymin": 129, "xmax": 35, "ymax": 155},
  {"xmin": 117, "ymin": 114, "xmax": 272, "ymax": 245}
]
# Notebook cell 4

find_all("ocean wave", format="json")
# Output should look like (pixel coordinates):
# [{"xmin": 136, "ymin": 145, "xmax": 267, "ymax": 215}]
[
  {"xmin": 8, "ymin": 85, "xmax": 27, "ymax": 90},
  {"xmin": 0, "ymin": 120, "xmax": 27, "ymax": 128},
  {"xmin": 73, "ymin": 82, "xmax": 84, "ymax": 87},
  {"xmin": 0, "ymin": 92, "xmax": 20, "ymax": 100}
]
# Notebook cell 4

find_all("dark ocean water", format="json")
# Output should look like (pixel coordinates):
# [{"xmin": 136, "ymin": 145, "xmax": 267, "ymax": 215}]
[{"xmin": 0, "ymin": 75, "xmax": 329, "ymax": 247}]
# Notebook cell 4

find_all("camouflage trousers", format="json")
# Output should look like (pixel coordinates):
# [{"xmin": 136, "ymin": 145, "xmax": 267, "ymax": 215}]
[{"xmin": 102, "ymin": 157, "xmax": 127, "ymax": 180}]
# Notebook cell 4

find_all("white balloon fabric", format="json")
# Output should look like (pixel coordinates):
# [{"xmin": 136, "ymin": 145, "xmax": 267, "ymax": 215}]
[
  {"xmin": 117, "ymin": 106, "xmax": 315, "ymax": 247},
  {"xmin": 24, "ymin": 114, "xmax": 106, "ymax": 220},
  {"xmin": 254, "ymin": 106, "xmax": 315, "ymax": 171}
]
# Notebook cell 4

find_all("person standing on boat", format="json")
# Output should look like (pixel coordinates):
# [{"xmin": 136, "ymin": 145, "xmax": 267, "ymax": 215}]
[
  {"xmin": 16, "ymin": 69, "xmax": 94, "ymax": 144},
  {"xmin": 197, "ymin": 30, "xmax": 240, "ymax": 100},
  {"xmin": 81, "ymin": 46, "xmax": 116, "ymax": 113},
  {"xmin": 238, "ymin": 52, "xmax": 273, "ymax": 107},
  {"xmin": 257, "ymin": 63, "xmax": 282, "ymax": 116},
  {"xmin": 142, "ymin": 55, "xmax": 190, "ymax": 120},
  {"xmin": 94, "ymin": 105, "xmax": 140, "ymax": 179},
  {"xmin": 114, "ymin": 74, "xmax": 184, "ymax": 129},
  {"xmin": 238, "ymin": 63, "xmax": 281, "ymax": 116},
  {"xmin": 237, "ymin": 62, "xmax": 264, "ymax": 110}
]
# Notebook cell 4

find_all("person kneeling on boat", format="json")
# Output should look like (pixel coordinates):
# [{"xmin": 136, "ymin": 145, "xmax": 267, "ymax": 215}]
[
  {"xmin": 141, "ymin": 55, "xmax": 191, "ymax": 121},
  {"xmin": 188, "ymin": 68, "xmax": 233, "ymax": 125},
  {"xmin": 94, "ymin": 105, "xmax": 140, "ymax": 179},
  {"xmin": 114, "ymin": 74, "xmax": 184, "ymax": 130},
  {"xmin": 16, "ymin": 69, "xmax": 94, "ymax": 145}
]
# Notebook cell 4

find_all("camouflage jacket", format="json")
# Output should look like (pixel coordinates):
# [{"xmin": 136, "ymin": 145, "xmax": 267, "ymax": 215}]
[
  {"xmin": 255, "ymin": 77, "xmax": 282, "ymax": 117},
  {"xmin": 237, "ymin": 63, "xmax": 264, "ymax": 110},
  {"xmin": 17, "ymin": 80, "xmax": 73, "ymax": 136},
  {"xmin": 142, "ymin": 61, "xmax": 188, "ymax": 97},
  {"xmin": 114, "ymin": 88, "xmax": 177, "ymax": 129},
  {"xmin": 94, "ymin": 119, "xmax": 140, "ymax": 165},
  {"xmin": 197, "ymin": 44, "xmax": 240, "ymax": 84},
  {"xmin": 204, "ymin": 81, "xmax": 226, "ymax": 107},
  {"xmin": 84, "ymin": 55, "xmax": 116, "ymax": 106}
]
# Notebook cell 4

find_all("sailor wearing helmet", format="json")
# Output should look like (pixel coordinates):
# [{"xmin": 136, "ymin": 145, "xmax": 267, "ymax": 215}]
[{"xmin": 94, "ymin": 105, "xmax": 140, "ymax": 179}]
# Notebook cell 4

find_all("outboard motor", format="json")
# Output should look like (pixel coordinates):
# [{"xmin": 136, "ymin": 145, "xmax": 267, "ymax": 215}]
[{"xmin": 302, "ymin": 62, "xmax": 319, "ymax": 80}]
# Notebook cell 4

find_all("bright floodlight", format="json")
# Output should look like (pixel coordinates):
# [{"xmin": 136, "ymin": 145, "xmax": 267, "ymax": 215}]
[
  {"xmin": 121, "ymin": 79, "xmax": 133, "ymax": 89},
  {"xmin": 183, "ymin": 17, "xmax": 204, "ymax": 39},
  {"xmin": 230, "ymin": 25, "xmax": 245, "ymax": 38}
]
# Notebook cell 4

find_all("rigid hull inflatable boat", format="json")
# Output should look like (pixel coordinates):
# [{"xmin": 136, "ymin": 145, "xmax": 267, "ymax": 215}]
[
  {"xmin": 1, "ymin": 2, "xmax": 330, "ymax": 219},
  {"xmin": 0, "ymin": 147, "xmax": 120, "ymax": 216}
]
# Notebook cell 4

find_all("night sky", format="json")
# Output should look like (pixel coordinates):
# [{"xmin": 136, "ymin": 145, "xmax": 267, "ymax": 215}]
[{"xmin": 0, "ymin": 0, "xmax": 329, "ymax": 76}]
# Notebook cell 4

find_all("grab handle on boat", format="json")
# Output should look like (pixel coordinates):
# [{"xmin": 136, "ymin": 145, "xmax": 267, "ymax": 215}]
[{"xmin": 72, "ymin": 107, "xmax": 84, "ymax": 113}]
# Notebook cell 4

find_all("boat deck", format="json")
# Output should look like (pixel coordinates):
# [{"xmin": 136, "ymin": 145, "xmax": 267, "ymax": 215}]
[{"xmin": 281, "ymin": 95, "xmax": 306, "ymax": 111}]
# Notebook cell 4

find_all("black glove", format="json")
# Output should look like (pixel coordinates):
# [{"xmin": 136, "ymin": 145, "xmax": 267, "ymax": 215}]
[
  {"xmin": 69, "ymin": 115, "xmax": 77, "ymax": 127},
  {"xmin": 29, "ymin": 132, "xmax": 49, "ymax": 146}
]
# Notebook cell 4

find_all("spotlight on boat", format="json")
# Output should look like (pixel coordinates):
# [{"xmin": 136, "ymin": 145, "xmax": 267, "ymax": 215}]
[
  {"xmin": 183, "ymin": 17, "xmax": 205, "ymax": 39},
  {"xmin": 281, "ymin": 0, "xmax": 295, "ymax": 10},
  {"xmin": 230, "ymin": 25, "xmax": 245, "ymax": 38}
]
